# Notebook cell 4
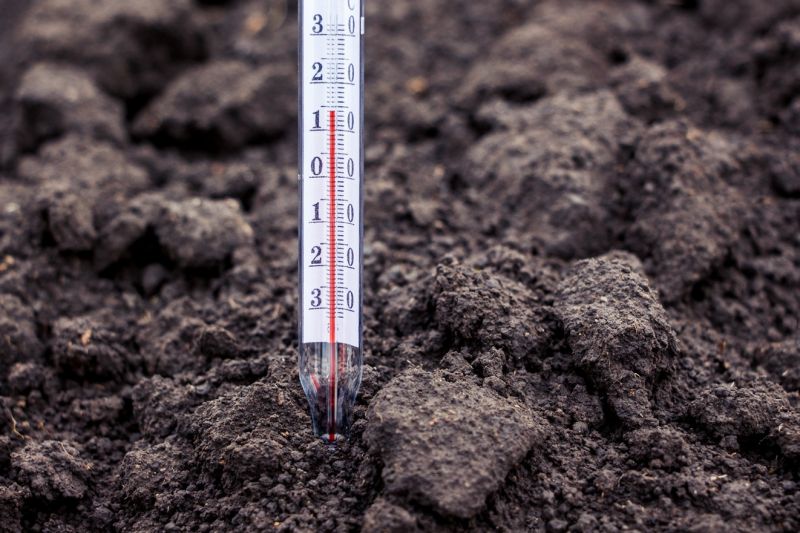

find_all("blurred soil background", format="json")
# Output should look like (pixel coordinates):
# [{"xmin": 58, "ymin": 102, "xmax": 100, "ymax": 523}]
[{"xmin": 0, "ymin": 0, "xmax": 799, "ymax": 531}]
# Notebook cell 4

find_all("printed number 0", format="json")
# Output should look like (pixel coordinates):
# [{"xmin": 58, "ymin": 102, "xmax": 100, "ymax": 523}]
[
  {"xmin": 346, "ymin": 290, "xmax": 354, "ymax": 309},
  {"xmin": 311, "ymin": 157, "xmax": 323, "ymax": 176}
]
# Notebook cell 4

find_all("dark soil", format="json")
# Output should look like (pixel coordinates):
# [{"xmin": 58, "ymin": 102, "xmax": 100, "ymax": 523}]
[{"xmin": 1, "ymin": 0, "xmax": 799, "ymax": 531}]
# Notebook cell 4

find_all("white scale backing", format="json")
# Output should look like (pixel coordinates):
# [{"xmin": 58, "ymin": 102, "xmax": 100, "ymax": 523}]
[{"xmin": 300, "ymin": 0, "xmax": 363, "ymax": 348}]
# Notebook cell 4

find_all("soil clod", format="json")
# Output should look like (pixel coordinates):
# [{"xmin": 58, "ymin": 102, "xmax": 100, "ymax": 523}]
[{"xmin": 365, "ymin": 368, "xmax": 545, "ymax": 519}]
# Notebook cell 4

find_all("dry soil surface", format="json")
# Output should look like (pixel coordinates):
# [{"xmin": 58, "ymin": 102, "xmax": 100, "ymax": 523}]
[{"xmin": 1, "ymin": 0, "xmax": 800, "ymax": 531}]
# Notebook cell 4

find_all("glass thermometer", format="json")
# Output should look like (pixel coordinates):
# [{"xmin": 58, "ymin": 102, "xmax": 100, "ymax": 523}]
[{"xmin": 298, "ymin": 0, "xmax": 364, "ymax": 443}]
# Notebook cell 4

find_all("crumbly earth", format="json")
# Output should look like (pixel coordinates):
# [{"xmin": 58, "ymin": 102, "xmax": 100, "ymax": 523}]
[{"xmin": 1, "ymin": 0, "xmax": 799, "ymax": 531}]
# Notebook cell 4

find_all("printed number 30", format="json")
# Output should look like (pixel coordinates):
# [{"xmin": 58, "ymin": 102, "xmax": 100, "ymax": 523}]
[
  {"xmin": 312, "ymin": 14, "xmax": 323, "ymax": 33},
  {"xmin": 311, "ymin": 288, "xmax": 322, "ymax": 307}
]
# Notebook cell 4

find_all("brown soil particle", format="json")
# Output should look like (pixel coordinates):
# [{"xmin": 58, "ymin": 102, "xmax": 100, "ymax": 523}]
[
  {"xmin": 0, "ymin": 294, "xmax": 43, "ymax": 373},
  {"xmin": 14, "ymin": 63, "xmax": 126, "ymax": 152},
  {"xmin": 0, "ymin": 483, "xmax": 26, "ymax": 533},
  {"xmin": 51, "ymin": 311, "xmax": 138, "ymax": 381},
  {"xmin": 155, "ymin": 198, "xmax": 254, "ymax": 269},
  {"xmin": 467, "ymin": 91, "xmax": 638, "ymax": 258},
  {"xmin": 687, "ymin": 380, "xmax": 800, "ymax": 464},
  {"xmin": 1, "ymin": 0, "xmax": 799, "ymax": 531},
  {"xmin": 622, "ymin": 120, "xmax": 746, "ymax": 302},
  {"xmin": 17, "ymin": 0, "xmax": 205, "ymax": 99},
  {"xmin": 365, "ymin": 368, "xmax": 544, "ymax": 519},
  {"xmin": 431, "ymin": 258, "xmax": 552, "ymax": 366},
  {"xmin": 11, "ymin": 439, "xmax": 90, "ymax": 501},
  {"xmin": 556, "ymin": 251, "xmax": 679, "ymax": 428},
  {"xmin": 133, "ymin": 60, "xmax": 295, "ymax": 150}
]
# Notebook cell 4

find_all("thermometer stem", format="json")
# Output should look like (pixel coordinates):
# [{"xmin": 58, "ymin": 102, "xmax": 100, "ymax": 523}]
[{"xmin": 298, "ymin": 0, "xmax": 364, "ymax": 443}]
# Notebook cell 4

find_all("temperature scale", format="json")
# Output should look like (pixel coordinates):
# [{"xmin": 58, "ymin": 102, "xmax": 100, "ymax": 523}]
[{"xmin": 298, "ymin": 0, "xmax": 364, "ymax": 442}]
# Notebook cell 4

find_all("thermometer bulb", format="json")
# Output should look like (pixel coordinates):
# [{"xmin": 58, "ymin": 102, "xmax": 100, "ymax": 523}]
[{"xmin": 299, "ymin": 343, "xmax": 362, "ymax": 442}]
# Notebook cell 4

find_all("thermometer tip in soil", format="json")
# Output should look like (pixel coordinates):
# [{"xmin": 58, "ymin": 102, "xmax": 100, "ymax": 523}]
[{"xmin": 298, "ymin": 0, "xmax": 364, "ymax": 443}]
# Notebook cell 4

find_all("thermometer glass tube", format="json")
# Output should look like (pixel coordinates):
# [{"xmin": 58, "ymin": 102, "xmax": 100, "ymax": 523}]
[{"xmin": 298, "ymin": 0, "xmax": 364, "ymax": 443}]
